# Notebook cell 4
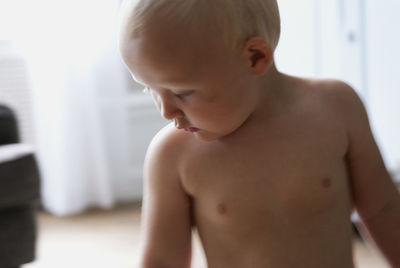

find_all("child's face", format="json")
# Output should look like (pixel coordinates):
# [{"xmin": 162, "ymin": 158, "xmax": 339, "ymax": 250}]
[{"xmin": 121, "ymin": 26, "xmax": 261, "ymax": 141}]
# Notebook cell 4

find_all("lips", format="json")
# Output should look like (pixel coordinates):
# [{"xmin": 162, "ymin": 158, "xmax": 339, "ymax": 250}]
[
  {"xmin": 174, "ymin": 120, "xmax": 198, "ymax": 132},
  {"xmin": 175, "ymin": 124, "xmax": 199, "ymax": 132}
]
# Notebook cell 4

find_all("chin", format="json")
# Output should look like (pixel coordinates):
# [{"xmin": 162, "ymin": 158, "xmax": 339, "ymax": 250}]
[
  {"xmin": 193, "ymin": 131, "xmax": 221, "ymax": 142},
  {"xmin": 193, "ymin": 129, "xmax": 234, "ymax": 142}
]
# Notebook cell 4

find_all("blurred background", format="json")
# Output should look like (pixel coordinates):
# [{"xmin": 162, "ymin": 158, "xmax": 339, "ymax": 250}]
[{"xmin": 0, "ymin": 0, "xmax": 398, "ymax": 267}]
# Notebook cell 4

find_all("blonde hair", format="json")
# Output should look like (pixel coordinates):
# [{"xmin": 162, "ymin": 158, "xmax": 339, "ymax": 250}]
[{"xmin": 118, "ymin": 0, "xmax": 281, "ymax": 52}]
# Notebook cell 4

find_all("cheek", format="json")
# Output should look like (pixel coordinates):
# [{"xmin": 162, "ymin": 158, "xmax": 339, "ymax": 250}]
[{"xmin": 197, "ymin": 103, "xmax": 231, "ymax": 123}]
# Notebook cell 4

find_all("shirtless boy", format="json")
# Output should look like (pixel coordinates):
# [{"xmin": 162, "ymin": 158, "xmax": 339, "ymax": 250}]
[{"xmin": 118, "ymin": 0, "xmax": 400, "ymax": 267}]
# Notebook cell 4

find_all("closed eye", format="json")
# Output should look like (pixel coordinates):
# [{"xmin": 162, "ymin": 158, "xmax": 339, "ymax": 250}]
[
  {"xmin": 141, "ymin": 86, "xmax": 194, "ymax": 99},
  {"xmin": 173, "ymin": 90, "xmax": 194, "ymax": 99}
]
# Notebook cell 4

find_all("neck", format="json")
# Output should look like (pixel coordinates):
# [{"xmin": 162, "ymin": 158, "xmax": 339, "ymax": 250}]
[
  {"xmin": 254, "ymin": 61, "xmax": 290, "ymax": 114},
  {"xmin": 260, "ymin": 62, "xmax": 285, "ymax": 93}
]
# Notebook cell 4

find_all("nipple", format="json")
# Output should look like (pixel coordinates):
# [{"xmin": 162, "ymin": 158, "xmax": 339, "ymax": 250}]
[
  {"xmin": 217, "ymin": 203, "xmax": 227, "ymax": 215},
  {"xmin": 321, "ymin": 178, "xmax": 332, "ymax": 188}
]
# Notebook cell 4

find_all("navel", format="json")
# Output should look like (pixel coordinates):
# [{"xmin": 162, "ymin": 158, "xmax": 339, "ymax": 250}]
[
  {"xmin": 217, "ymin": 203, "xmax": 227, "ymax": 215},
  {"xmin": 321, "ymin": 177, "xmax": 332, "ymax": 188}
]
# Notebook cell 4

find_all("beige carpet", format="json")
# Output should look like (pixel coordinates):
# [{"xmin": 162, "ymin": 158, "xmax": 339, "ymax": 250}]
[{"xmin": 24, "ymin": 203, "xmax": 388, "ymax": 268}]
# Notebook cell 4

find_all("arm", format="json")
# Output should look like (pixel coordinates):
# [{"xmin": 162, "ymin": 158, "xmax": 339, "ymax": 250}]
[
  {"xmin": 340, "ymin": 85, "xmax": 400, "ymax": 266},
  {"xmin": 139, "ymin": 127, "xmax": 193, "ymax": 268}
]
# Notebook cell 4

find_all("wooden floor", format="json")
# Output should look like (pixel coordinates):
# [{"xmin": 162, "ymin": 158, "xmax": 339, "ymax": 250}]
[{"xmin": 24, "ymin": 203, "xmax": 389, "ymax": 268}]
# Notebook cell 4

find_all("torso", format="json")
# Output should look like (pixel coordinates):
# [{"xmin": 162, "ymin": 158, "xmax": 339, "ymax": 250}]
[{"xmin": 178, "ymin": 78, "xmax": 355, "ymax": 267}]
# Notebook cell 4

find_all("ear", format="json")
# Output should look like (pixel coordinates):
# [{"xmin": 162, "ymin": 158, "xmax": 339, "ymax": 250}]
[{"xmin": 243, "ymin": 37, "xmax": 273, "ymax": 75}]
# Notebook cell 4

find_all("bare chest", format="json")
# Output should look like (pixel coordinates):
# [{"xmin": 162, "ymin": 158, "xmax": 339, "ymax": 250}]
[{"xmin": 181, "ymin": 117, "xmax": 351, "ymax": 231}]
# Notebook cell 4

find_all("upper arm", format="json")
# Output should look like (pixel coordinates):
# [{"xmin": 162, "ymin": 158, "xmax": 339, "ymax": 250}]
[
  {"xmin": 140, "ymin": 126, "xmax": 193, "ymax": 268},
  {"xmin": 336, "ymin": 83, "xmax": 399, "ymax": 220}
]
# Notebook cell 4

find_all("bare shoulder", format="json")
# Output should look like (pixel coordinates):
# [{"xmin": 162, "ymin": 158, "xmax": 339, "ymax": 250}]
[
  {"xmin": 145, "ymin": 122, "xmax": 193, "ymax": 174},
  {"xmin": 302, "ymin": 78, "xmax": 367, "ymax": 127},
  {"xmin": 288, "ymin": 77, "xmax": 366, "ymax": 133},
  {"xmin": 316, "ymin": 79, "xmax": 371, "ymax": 142},
  {"xmin": 306, "ymin": 78, "xmax": 361, "ymax": 107},
  {"xmin": 143, "ymin": 122, "xmax": 195, "ymax": 198},
  {"xmin": 318, "ymin": 79, "xmax": 363, "ymax": 111},
  {"xmin": 288, "ymin": 77, "xmax": 371, "ymax": 156}
]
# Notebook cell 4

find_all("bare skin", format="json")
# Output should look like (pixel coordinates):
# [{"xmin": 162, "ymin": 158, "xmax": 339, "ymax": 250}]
[
  {"xmin": 141, "ymin": 76, "xmax": 356, "ymax": 268},
  {"xmin": 120, "ymin": 14, "xmax": 400, "ymax": 268},
  {"xmin": 181, "ymin": 79, "xmax": 354, "ymax": 267}
]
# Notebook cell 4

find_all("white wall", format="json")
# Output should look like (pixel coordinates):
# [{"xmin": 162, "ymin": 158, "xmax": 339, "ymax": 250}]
[{"xmin": 275, "ymin": 0, "xmax": 318, "ymax": 77}]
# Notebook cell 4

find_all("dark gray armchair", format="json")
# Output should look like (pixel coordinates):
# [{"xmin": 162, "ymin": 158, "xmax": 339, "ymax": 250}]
[{"xmin": 0, "ymin": 104, "xmax": 40, "ymax": 268}]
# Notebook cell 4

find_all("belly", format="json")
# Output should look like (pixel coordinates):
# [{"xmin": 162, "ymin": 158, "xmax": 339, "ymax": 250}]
[{"xmin": 195, "ymin": 201, "xmax": 355, "ymax": 268}]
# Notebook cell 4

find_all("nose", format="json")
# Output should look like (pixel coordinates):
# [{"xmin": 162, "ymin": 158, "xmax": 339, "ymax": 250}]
[{"xmin": 155, "ymin": 95, "xmax": 183, "ymax": 120}]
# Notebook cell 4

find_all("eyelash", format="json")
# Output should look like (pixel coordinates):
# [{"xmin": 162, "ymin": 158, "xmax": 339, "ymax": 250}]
[
  {"xmin": 142, "ymin": 86, "xmax": 193, "ymax": 99},
  {"xmin": 174, "ymin": 92, "xmax": 192, "ymax": 99}
]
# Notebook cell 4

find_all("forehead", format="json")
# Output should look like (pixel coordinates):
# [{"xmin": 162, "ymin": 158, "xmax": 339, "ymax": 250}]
[{"xmin": 120, "ymin": 21, "xmax": 237, "ymax": 86}]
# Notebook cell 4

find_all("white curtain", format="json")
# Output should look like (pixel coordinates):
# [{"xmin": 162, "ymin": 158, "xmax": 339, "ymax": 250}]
[{"xmin": 17, "ymin": 0, "xmax": 126, "ymax": 215}]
